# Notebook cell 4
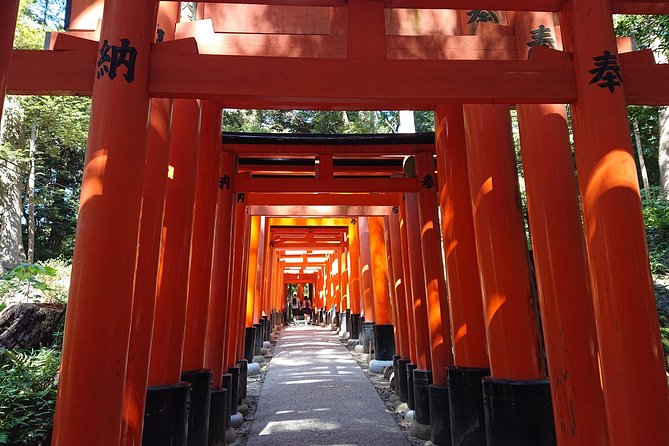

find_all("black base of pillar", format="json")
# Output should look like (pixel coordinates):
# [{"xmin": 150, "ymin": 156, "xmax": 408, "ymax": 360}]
[
  {"xmin": 262, "ymin": 316, "xmax": 270, "ymax": 341},
  {"xmin": 413, "ymin": 369, "xmax": 433, "ymax": 425},
  {"xmin": 237, "ymin": 359, "xmax": 248, "ymax": 402},
  {"xmin": 448, "ymin": 366, "xmax": 489, "ymax": 446},
  {"xmin": 428, "ymin": 384, "xmax": 451, "ymax": 446},
  {"xmin": 339, "ymin": 311, "xmax": 348, "ymax": 333},
  {"xmin": 227, "ymin": 366, "xmax": 240, "ymax": 414},
  {"xmin": 392, "ymin": 355, "xmax": 400, "ymax": 391},
  {"xmin": 208, "ymin": 388, "xmax": 228, "ymax": 445},
  {"xmin": 397, "ymin": 358, "xmax": 410, "ymax": 403},
  {"xmin": 221, "ymin": 373, "xmax": 233, "ymax": 429},
  {"xmin": 483, "ymin": 377, "xmax": 556, "ymax": 446},
  {"xmin": 373, "ymin": 324, "xmax": 396, "ymax": 360},
  {"xmin": 244, "ymin": 327, "xmax": 256, "ymax": 362},
  {"xmin": 143, "ymin": 382, "xmax": 191, "ymax": 446},
  {"xmin": 349, "ymin": 313, "xmax": 361, "ymax": 339},
  {"xmin": 360, "ymin": 321, "xmax": 375, "ymax": 353},
  {"xmin": 253, "ymin": 323, "xmax": 263, "ymax": 354},
  {"xmin": 181, "ymin": 369, "xmax": 212, "ymax": 446},
  {"xmin": 406, "ymin": 363, "xmax": 417, "ymax": 410}
]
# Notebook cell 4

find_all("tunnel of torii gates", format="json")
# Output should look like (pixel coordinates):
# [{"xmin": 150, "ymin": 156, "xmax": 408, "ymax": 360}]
[{"xmin": 2, "ymin": 0, "xmax": 669, "ymax": 445}]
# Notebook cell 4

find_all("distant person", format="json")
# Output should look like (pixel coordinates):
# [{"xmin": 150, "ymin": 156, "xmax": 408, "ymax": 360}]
[
  {"xmin": 302, "ymin": 295, "xmax": 312, "ymax": 323},
  {"xmin": 290, "ymin": 292, "xmax": 301, "ymax": 323}
]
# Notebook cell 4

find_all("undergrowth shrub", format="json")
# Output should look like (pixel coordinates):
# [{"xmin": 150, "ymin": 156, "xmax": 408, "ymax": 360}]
[{"xmin": 0, "ymin": 348, "xmax": 60, "ymax": 445}]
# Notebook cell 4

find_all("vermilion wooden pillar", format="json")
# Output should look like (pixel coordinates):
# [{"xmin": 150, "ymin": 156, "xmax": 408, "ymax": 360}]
[
  {"xmin": 561, "ymin": 1, "xmax": 669, "ymax": 443},
  {"xmin": 415, "ymin": 152, "xmax": 453, "ymax": 386},
  {"xmin": 399, "ymin": 200, "xmax": 417, "ymax": 365},
  {"xmin": 120, "ymin": 96, "xmax": 173, "ymax": 446},
  {"xmin": 253, "ymin": 218, "xmax": 267, "ymax": 322},
  {"xmin": 383, "ymin": 215, "xmax": 402, "ymax": 358},
  {"xmin": 147, "ymin": 99, "xmax": 201, "ymax": 386},
  {"xmin": 340, "ymin": 249, "xmax": 350, "ymax": 310},
  {"xmin": 511, "ymin": 11, "xmax": 609, "ymax": 446},
  {"xmin": 463, "ymin": 104, "xmax": 544, "ymax": 381},
  {"xmin": 0, "ymin": 0, "xmax": 19, "ymax": 120},
  {"xmin": 368, "ymin": 217, "xmax": 392, "ymax": 325},
  {"xmin": 359, "ymin": 217, "xmax": 375, "ymax": 321},
  {"xmin": 226, "ymin": 203, "xmax": 248, "ymax": 368},
  {"xmin": 464, "ymin": 103, "xmax": 556, "ymax": 442},
  {"xmin": 388, "ymin": 213, "xmax": 410, "ymax": 360},
  {"xmin": 334, "ymin": 249, "xmax": 343, "ymax": 310},
  {"xmin": 434, "ymin": 104, "xmax": 488, "ymax": 369},
  {"xmin": 120, "ymin": 8, "xmax": 179, "ymax": 444},
  {"xmin": 434, "ymin": 103, "xmax": 491, "ymax": 446},
  {"xmin": 246, "ymin": 216, "xmax": 262, "ymax": 327},
  {"xmin": 204, "ymin": 149, "xmax": 235, "ymax": 388},
  {"xmin": 52, "ymin": 1, "xmax": 159, "ymax": 442},
  {"xmin": 183, "ymin": 101, "xmax": 222, "ymax": 371},
  {"xmin": 404, "ymin": 194, "xmax": 432, "ymax": 372},
  {"xmin": 348, "ymin": 222, "xmax": 363, "ymax": 315},
  {"xmin": 237, "ymin": 214, "xmax": 252, "ymax": 359}
]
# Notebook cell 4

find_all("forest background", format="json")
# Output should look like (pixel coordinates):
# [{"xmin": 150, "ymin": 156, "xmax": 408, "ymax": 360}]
[{"xmin": 0, "ymin": 1, "xmax": 668, "ymax": 444}]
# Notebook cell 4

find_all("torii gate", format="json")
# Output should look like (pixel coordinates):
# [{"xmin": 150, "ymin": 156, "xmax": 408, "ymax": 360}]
[{"xmin": 1, "ymin": 1, "xmax": 669, "ymax": 446}]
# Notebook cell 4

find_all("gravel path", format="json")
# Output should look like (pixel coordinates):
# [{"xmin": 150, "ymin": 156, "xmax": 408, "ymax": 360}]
[{"xmin": 245, "ymin": 325, "xmax": 411, "ymax": 446}]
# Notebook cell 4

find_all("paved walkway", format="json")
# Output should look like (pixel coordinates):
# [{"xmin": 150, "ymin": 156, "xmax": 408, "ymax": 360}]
[{"xmin": 246, "ymin": 325, "xmax": 410, "ymax": 446}]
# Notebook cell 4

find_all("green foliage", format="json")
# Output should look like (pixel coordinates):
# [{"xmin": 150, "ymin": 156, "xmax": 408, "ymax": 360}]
[
  {"xmin": 628, "ymin": 106, "xmax": 661, "ymax": 189},
  {"xmin": 659, "ymin": 315, "xmax": 669, "ymax": 370},
  {"xmin": 0, "ymin": 348, "xmax": 60, "ymax": 445},
  {"xmin": 0, "ymin": 259, "xmax": 70, "ymax": 304},
  {"xmin": 642, "ymin": 192, "xmax": 669, "ymax": 274},
  {"xmin": 1, "ymin": 0, "xmax": 89, "ymax": 261},
  {"xmin": 222, "ymin": 110, "xmax": 434, "ymax": 134},
  {"xmin": 614, "ymin": 14, "xmax": 669, "ymax": 57}
]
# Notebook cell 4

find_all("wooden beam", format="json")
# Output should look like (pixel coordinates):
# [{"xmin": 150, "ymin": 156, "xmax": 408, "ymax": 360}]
[
  {"xmin": 245, "ymin": 193, "xmax": 399, "ymax": 206},
  {"xmin": 7, "ymin": 49, "xmax": 95, "ymax": 96},
  {"xmin": 283, "ymin": 274, "xmax": 319, "ymax": 284},
  {"xmin": 149, "ymin": 53, "xmax": 577, "ymax": 106},
  {"xmin": 250, "ymin": 205, "xmax": 394, "ymax": 216},
  {"xmin": 228, "ymin": 143, "xmax": 425, "ymax": 155},
  {"xmin": 235, "ymin": 176, "xmax": 418, "ymax": 193},
  {"xmin": 174, "ymin": 0, "xmax": 669, "ymax": 14},
  {"xmin": 7, "ymin": 49, "xmax": 669, "ymax": 106}
]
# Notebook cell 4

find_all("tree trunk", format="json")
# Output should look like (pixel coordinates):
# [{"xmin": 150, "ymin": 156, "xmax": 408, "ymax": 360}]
[
  {"xmin": 659, "ymin": 106, "xmax": 669, "ymax": 200},
  {"xmin": 398, "ymin": 110, "xmax": 416, "ymax": 133},
  {"xmin": 27, "ymin": 124, "xmax": 36, "ymax": 262},
  {"xmin": 342, "ymin": 111, "xmax": 350, "ymax": 126},
  {"xmin": 0, "ymin": 160, "xmax": 26, "ymax": 275},
  {"xmin": 0, "ymin": 303, "xmax": 66, "ymax": 349},
  {"xmin": 633, "ymin": 119, "xmax": 651, "ymax": 200}
]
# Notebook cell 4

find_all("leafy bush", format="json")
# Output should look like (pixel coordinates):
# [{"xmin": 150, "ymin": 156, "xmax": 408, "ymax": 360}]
[
  {"xmin": 0, "ymin": 348, "xmax": 60, "ymax": 445},
  {"xmin": 642, "ymin": 194, "xmax": 669, "ymax": 275},
  {"xmin": 0, "ymin": 259, "xmax": 70, "ymax": 305}
]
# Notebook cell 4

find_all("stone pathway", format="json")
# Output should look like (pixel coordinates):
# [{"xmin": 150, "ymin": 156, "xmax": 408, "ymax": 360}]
[{"xmin": 246, "ymin": 325, "xmax": 411, "ymax": 446}]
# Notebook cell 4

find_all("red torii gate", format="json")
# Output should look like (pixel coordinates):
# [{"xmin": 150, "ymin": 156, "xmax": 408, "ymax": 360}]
[{"xmin": 1, "ymin": 1, "xmax": 669, "ymax": 446}]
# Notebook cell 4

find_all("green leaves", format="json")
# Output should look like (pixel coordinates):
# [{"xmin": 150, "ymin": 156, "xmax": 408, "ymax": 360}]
[
  {"xmin": 0, "ymin": 348, "xmax": 61, "ymax": 445},
  {"xmin": 1, "ymin": 259, "xmax": 70, "ymax": 304}
]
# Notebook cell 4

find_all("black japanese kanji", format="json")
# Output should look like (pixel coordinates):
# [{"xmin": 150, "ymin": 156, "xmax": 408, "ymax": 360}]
[
  {"xmin": 466, "ymin": 10, "xmax": 499, "ymax": 24},
  {"xmin": 237, "ymin": 193, "xmax": 245, "ymax": 203},
  {"xmin": 589, "ymin": 50, "xmax": 623, "ymax": 93},
  {"xmin": 527, "ymin": 25, "xmax": 555, "ymax": 49},
  {"xmin": 350, "ymin": 218, "xmax": 357, "ymax": 225},
  {"xmin": 392, "ymin": 206, "xmax": 400, "ymax": 215},
  {"xmin": 219, "ymin": 174, "xmax": 231, "ymax": 190},
  {"xmin": 97, "ymin": 38, "xmax": 138, "ymax": 83},
  {"xmin": 422, "ymin": 174, "xmax": 435, "ymax": 190}
]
